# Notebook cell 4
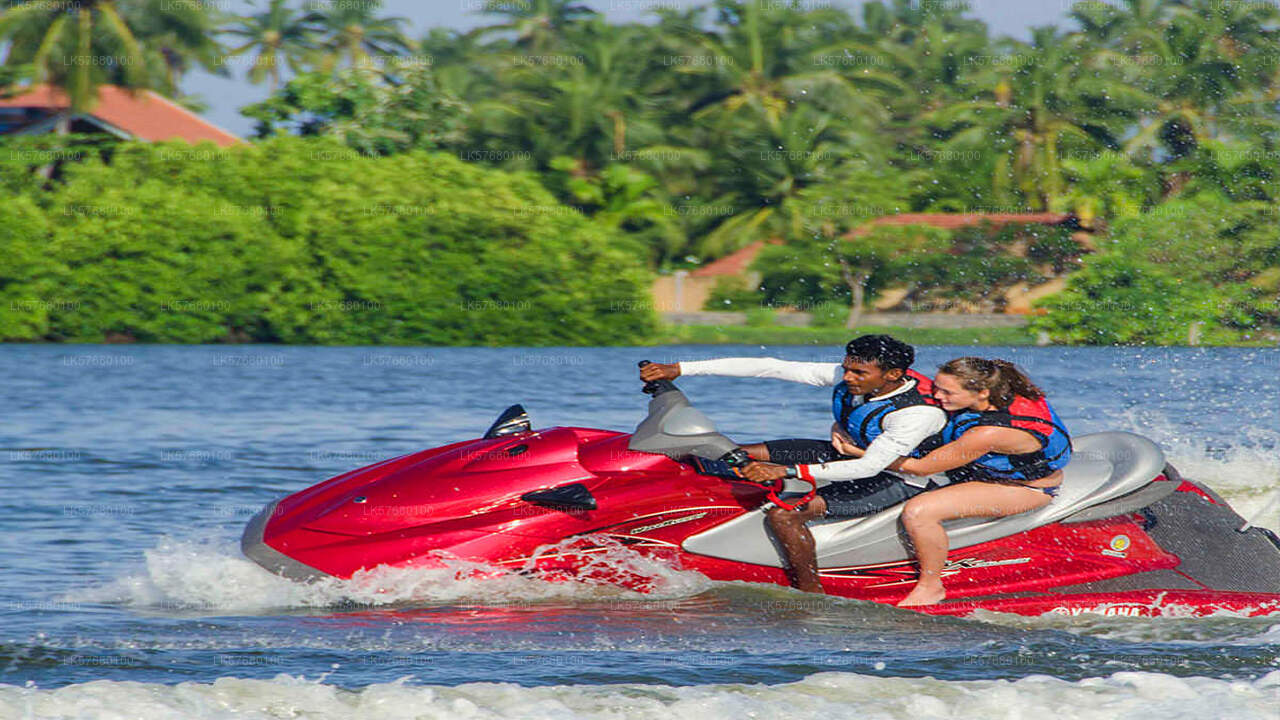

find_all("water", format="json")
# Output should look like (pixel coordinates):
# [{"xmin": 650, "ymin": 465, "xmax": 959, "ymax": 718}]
[{"xmin": 1, "ymin": 345, "xmax": 1277, "ymax": 719}]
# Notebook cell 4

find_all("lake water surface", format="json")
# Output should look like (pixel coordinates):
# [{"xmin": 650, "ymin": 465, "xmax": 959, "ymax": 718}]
[{"xmin": 1, "ymin": 345, "xmax": 1277, "ymax": 719}]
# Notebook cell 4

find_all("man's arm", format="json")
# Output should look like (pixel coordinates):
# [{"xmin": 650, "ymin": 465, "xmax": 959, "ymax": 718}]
[
  {"xmin": 662, "ymin": 357, "xmax": 843, "ymax": 387},
  {"xmin": 800, "ymin": 406, "xmax": 946, "ymax": 481}
]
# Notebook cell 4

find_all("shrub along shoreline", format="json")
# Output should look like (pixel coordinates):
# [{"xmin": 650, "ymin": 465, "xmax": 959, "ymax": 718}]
[{"xmin": 0, "ymin": 137, "xmax": 656, "ymax": 346}]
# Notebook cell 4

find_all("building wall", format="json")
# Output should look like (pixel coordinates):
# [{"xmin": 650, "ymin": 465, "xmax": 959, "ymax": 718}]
[{"xmin": 650, "ymin": 272, "xmax": 719, "ymax": 313}]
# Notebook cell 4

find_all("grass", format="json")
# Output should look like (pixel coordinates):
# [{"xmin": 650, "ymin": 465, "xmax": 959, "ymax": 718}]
[{"xmin": 649, "ymin": 324, "xmax": 1040, "ymax": 346}]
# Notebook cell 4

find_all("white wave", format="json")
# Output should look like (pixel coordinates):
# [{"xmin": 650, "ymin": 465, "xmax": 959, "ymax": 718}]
[
  {"xmin": 1115, "ymin": 413, "xmax": 1280, "ymax": 531},
  {"xmin": 3, "ymin": 671, "xmax": 1278, "ymax": 720},
  {"xmin": 64, "ymin": 535, "xmax": 713, "ymax": 613}
]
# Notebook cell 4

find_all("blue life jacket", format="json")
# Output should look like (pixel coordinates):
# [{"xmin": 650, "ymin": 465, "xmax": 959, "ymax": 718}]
[
  {"xmin": 940, "ymin": 395, "xmax": 1072, "ymax": 483},
  {"xmin": 831, "ymin": 371, "xmax": 942, "ymax": 459}
]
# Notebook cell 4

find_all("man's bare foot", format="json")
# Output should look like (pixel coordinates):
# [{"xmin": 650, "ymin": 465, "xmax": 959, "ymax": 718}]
[{"xmin": 897, "ymin": 582, "xmax": 945, "ymax": 607}]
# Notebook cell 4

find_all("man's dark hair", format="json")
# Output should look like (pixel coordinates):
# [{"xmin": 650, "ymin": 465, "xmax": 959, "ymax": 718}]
[{"xmin": 845, "ymin": 334, "xmax": 914, "ymax": 372}]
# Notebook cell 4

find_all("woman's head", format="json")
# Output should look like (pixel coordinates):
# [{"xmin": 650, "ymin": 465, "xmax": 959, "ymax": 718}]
[{"xmin": 933, "ymin": 357, "xmax": 1043, "ymax": 411}]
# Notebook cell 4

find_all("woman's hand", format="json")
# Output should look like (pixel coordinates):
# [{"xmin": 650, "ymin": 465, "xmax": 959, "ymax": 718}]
[{"xmin": 831, "ymin": 423, "xmax": 864, "ymax": 457}]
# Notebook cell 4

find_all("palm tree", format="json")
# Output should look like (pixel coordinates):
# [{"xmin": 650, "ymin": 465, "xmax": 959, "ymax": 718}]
[
  {"xmin": 304, "ymin": 0, "xmax": 412, "ymax": 70},
  {"xmin": 1068, "ymin": 0, "xmax": 1178, "ymax": 48},
  {"xmin": 0, "ymin": 0, "xmax": 148, "ymax": 125},
  {"xmin": 465, "ymin": 18, "xmax": 661, "ymax": 173},
  {"xmin": 472, "ymin": 0, "xmax": 597, "ymax": 53},
  {"xmin": 847, "ymin": 0, "xmax": 993, "ymax": 114},
  {"xmin": 124, "ymin": 0, "xmax": 227, "ymax": 97},
  {"xmin": 698, "ymin": 102, "xmax": 873, "ymax": 256},
  {"xmin": 923, "ymin": 28, "xmax": 1120, "ymax": 210},
  {"xmin": 222, "ymin": 0, "xmax": 315, "ymax": 91},
  {"xmin": 649, "ymin": 1, "xmax": 896, "ymax": 256},
  {"xmin": 680, "ymin": 0, "xmax": 886, "ymax": 127},
  {"xmin": 418, "ymin": 28, "xmax": 493, "ymax": 99},
  {"xmin": 1059, "ymin": 151, "xmax": 1159, "ymax": 225},
  {"xmin": 1107, "ymin": 0, "xmax": 1280, "ymax": 157}
]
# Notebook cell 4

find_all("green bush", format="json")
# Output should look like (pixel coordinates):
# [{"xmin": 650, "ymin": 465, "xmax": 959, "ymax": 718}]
[
  {"xmin": 0, "ymin": 137, "xmax": 656, "ymax": 345},
  {"xmin": 703, "ymin": 275, "xmax": 761, "ymax": 310},
  {"xmin": 808, "ymin": 300, "xmax": 850, "ymax": 327},
  {"xmin": 1030, "ymin": 254, "xmax": 1218, "ymax": 344},
  {"xmin": 0, "ymin": 195, "xmax": 55, "ymax": 338},
  {"xmin": 1032, "ymin": 194, "xmax": 1279, "ymax": 344},
  {"xmin": 744, "ymin": 306, "xmax": 776, "ymax": 327}
]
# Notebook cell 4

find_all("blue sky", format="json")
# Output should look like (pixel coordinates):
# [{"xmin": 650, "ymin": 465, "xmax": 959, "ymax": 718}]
[{"xmin": 189, "ymin": 0, "xmax": 1077, "ymax": 137}]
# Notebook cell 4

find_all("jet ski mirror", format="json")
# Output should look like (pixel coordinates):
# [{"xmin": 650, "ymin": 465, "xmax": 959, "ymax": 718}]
[{"xmin": 484, "ymin": 404, "xmax": 532, "ymax": 439}]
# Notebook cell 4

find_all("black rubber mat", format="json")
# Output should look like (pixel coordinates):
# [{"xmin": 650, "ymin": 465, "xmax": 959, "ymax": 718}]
[{"xmin": 1142, "ymin": 491, "xmax": 1280, "ymax": 593}]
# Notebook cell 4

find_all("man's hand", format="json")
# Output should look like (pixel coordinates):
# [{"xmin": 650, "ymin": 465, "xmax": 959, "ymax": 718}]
[
  {"xmin": 742, "ymin": 461, "xmax": 788, "ymax": 485},
  {"xmin": 830, "ymin": 423, "xmax": 865, "ymax": 458},
  {"xmin": 640, "ymin": 362, "xmax": 681, "ymax": 382}
]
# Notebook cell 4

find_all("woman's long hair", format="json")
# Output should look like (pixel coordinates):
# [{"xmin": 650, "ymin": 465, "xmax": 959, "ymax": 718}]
[{"xmin": 937, "ymin": 357, "xmax": 1043, "ymax": 409}]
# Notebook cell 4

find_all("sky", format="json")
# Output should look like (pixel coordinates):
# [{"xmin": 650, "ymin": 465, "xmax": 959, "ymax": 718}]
[{"xmin": 187, "ymin": 0, "xmax": 1080, "ymax": 137}]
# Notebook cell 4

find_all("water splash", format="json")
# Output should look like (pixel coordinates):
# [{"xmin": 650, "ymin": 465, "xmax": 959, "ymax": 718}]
[
  {"xmin": 65, "ymin": 535, "xmax": 713, "ymax": 614},
  {"xmin": 1115, "ymin": 410, "xmax": 1280, "ymax": 530}
]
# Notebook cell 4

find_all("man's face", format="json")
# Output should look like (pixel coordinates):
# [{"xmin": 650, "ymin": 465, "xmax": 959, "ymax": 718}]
[{"xmin": 841, "ymin": 356, "xmax": 902, "ymax": 396}]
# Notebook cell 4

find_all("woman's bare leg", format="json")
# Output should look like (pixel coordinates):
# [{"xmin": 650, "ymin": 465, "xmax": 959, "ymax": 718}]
[{"xmin": 897, "ymin": 482, "xmax": 1053, "ymax": 607}]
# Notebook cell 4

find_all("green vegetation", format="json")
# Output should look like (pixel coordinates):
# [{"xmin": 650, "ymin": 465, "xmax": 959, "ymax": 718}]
[
  {"xmin": 656, "ymin": 324, "xmax": 1037, "ymax": 347},
  {"xmin": 1, "ymin": 0, "xmax": 1278, "ymax": 345},
  {"xmin": 1031, "ymin": 194, "xmax": 1280, "ymax": 344},
  {"xmin": 0, "ymin": 137, "xmax": 655, "ymax": 344}
]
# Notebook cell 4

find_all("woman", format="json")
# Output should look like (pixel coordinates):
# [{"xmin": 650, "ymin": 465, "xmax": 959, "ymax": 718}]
[{"xmin": 889, "ymin": 357, "xmax": 1072, "ymax": 607}]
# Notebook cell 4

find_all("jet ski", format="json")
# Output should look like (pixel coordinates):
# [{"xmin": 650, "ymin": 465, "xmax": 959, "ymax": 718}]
[{"xmin": 242, "ymin": 365, "xmax": 1280, "ymax": 617}]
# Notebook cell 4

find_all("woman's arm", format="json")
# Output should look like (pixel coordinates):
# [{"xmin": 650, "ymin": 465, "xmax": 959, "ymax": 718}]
[{"xmin": 894, "ymin": 427, "xmax": 1004, "ymax": 476}]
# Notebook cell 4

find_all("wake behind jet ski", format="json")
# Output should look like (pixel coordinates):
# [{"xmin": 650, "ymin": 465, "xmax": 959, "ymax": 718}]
[{"xmin": 242, "ymin": 368, "xmax": 1280, "ymax": 617}]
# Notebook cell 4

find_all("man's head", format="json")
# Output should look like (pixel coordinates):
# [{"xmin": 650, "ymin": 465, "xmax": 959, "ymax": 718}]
[{"xmin": 841, "ymin": 334, "xmax": 914, "ymax": 396}]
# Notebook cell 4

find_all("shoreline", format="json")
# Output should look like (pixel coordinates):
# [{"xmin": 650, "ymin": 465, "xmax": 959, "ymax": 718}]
[{"xmin": 3, "ymin": 326, "xmax": 1279, "ymax": 348}]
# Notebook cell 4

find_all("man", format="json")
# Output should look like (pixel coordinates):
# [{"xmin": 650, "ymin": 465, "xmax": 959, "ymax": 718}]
[{"xmin": 638, "ymin": 335, "xmax": 946, "ymax": 594}]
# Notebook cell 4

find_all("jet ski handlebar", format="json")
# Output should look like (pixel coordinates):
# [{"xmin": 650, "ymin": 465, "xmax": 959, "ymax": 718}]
[
  {"xmin": 637, "ymin": 360, "xmax": 679, "ymax": 396},
  {"xmin": 632, "ymin": 360, "xmax": 818, "ymax": 510},
  {"xmin": 690, "ymin": 456, "xmax": 818, "ymax": 511}
]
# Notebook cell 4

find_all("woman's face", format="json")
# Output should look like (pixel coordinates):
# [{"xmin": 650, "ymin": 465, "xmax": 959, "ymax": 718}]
[{"xmin": 933, "ymin": 372, "xmax": 989, "ymax": 412}]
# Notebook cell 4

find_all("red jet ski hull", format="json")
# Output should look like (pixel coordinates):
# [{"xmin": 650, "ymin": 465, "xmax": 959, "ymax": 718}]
[{"xmin": 243, "ymin": 427, "xmax": 1280, "ymax": 617}]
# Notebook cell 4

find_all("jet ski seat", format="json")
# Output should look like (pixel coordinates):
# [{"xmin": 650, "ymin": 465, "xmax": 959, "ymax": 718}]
[{"xmin": 681, "ymin": 432, "xmax": 1169, "ymax": 568}]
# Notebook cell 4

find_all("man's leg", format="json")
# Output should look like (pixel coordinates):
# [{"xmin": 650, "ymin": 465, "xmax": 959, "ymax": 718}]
[{"xmin": 765, "ymin": 496, "xmax": 829, "ymax": 593}]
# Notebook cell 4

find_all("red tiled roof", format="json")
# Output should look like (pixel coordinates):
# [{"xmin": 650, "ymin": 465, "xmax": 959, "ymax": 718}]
[
  {"xmin": 0, "ymin": 84, "xmax": 241, "ymax": 147},
  {"xmin": 844, "ymin": 212, "xmax": 1073, "ymax": 237},
  {"xmin": 690, "ymin": 239, "xmax": 784, "ymax": 277}
]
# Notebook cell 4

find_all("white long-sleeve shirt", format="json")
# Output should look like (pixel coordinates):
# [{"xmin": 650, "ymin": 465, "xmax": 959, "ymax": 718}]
[{"xmin": 679, "ymin": 357, "xmax": 946, "ymax": 487}]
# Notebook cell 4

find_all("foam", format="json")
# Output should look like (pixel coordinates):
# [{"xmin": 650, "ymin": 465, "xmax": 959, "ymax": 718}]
[
  {"xmin": 65, "ymin": 535, "xmax": 713, "ymax": 613},
  {"xmin": 2, "ymin": 671, "xmax": 1278, "ymax": 720},
  {"xmin": 1115, "ymin": 414, "xmax": 1280, "ymax": 531}
]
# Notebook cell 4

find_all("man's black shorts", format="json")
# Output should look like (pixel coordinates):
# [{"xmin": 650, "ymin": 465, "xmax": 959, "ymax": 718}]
[{"xmin": 762, "ymin": 438, "xmax": 928, "ymax": 517}]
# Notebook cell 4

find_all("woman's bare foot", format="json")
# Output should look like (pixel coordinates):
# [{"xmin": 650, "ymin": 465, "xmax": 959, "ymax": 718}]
[{"xmin": 897, "ymin": 581, "xmax": 946, "ymax": 607}]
